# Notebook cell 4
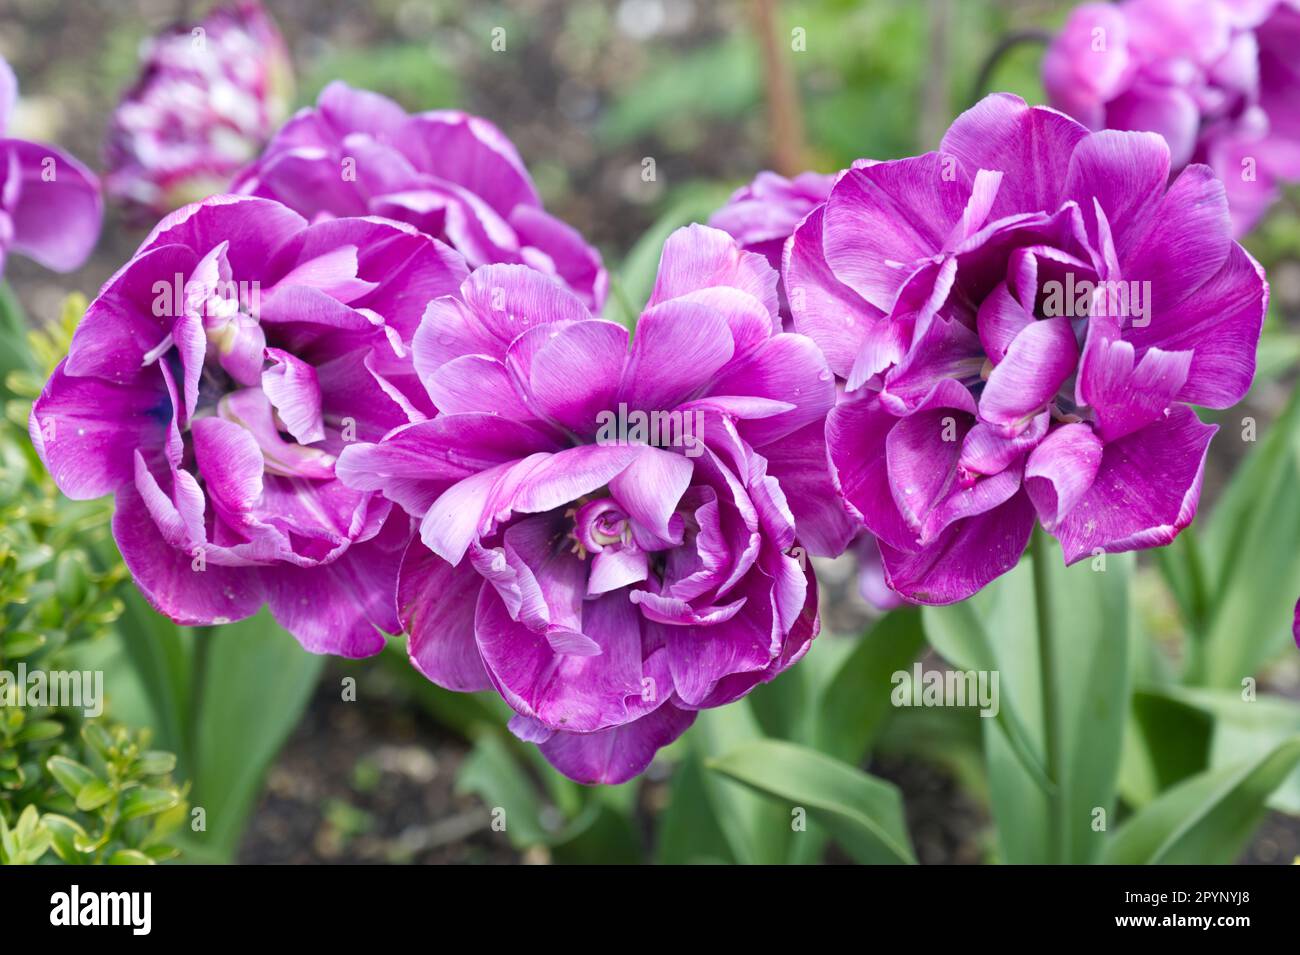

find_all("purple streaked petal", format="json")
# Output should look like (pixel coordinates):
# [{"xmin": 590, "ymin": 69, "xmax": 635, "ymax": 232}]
[
  {"xmin": 335, "ymin": 413, "xmax": 560, "ymax": 515},
  {"xmin": 262, "ymin": 510, "xmax": 407, "ymax": 656},
  {"xmin": 1118, "ymin": 163, "xmax": 1232, "ymax": 323},
  {"xmin": 938, "ymin": 93, "xmax": 1088, "ymax": 219},
  {"xmin": 473, "ymin": 514, "xmax": 585, "ymax": 633},
  {"xmin": 29, "ymin": 361, "xmax": 167, "ymax": 500},
  {"xmin": 1126, "ymin": 242, "xmax": 1267, "ymax": 409},
  {"xmin": 878, "ymin": 490, "xmax": 1035, "ymax": 605},
  {"xmin": 705, "ymin": 331, "xmax": 836, "ymax": 447},
  {"xmin": 958, "ymin": 412, "xmax": 1048, "ymax": 477},
  {"xmin": 190, "ymin": 416, "xmax": 264, "ymax": 529},
  {"xmin": 529, "ymin": 319, "xmax": 628, "ymax": 434},
  {"xmin": 398, "ymin": 110, "xmax": 540, "ymax": 216},
  {"xmin": 826, "ymin": 392, "xmax": 916, "ymax": 551},
  {"xmin": 423, "ymin": 353, "xmax": 532, "ymax": 419},
  {"xmin": 647, "ymin": 223, "xmax": 779, "ymax": 319},
  {"xmin": 509, "ymin": 204, "xmax": 608, "ymax": 312},
  {"xmin": 608, "ymin": 445, "xmax": 693, "ymax": 545},
  {"xmin": 1024, "ymin": 422, "xmax": 1104, "ymax": 531},
  {"xmin": 619, "ymin": 299, "xmax": 734, "ymax": 414},
  {"xmin": 538, "ymin": 702, "xmax": 697, "ymax": 785},
  {"xmin": 664, "ymin": 611, "xmax": 770, "ymax": 706},
  {"xmin": 784, "ymin": 204, "xmax": 880, "ymax": 379},
  {"xmin": 413, "ymin": 263, "xmax": 592, "ymax": 372},
  {"xmin": 476, "ymin": 586, "xmax": 643, "ymax": 734},
  {"xmin": 508, "ymin": 713, "xmax": 555, "ymax": 745},
  {"xmin": 1064, "ymin": 130, "xmax": 1170, "ymax": 255},
  {"xmin": 262, "ymin": 348, "xmax": 326, "ymax": 445},
  {"xmin": 631, "ymin": 589, "xmax": 748, "ymax": 628},
  {"xmin": 588, "ymin": 547, "xmax": 649, "ymax": 596},
  {"xmin": 139, "ymin": 195, "xmax": 306, "ymax": 283},
  {"xmin": 1077, "ymin": 319, "xmax": 1192, "ymax": 442},
  {"xmin": 979, "ymin": 317, "xmax": 1078, "ymax": 435},
  {"xmin": 218, "ymin": 388, "xmax": 334, "ymax": 479},
  {"xmin": 317, "ymin": 80, "xmax": 408, "ymax": 139},
  {"xmin": 879, "ymin": 313, "xmax": 983, "ymax": 415},
  {"xmin": 885, "ymin": 385, "xmax": 976, "ymax": 537},
  {"xmin": 761, "ymin": 421, "xmax": 858, "ymax": 558},
  {"xmin": 4, "ymin": 140, "xmax": 102, "ymax": 272},
  {"xmin": 62, "ymin": 244, "xmax": 198, "ymax": 378},
  {"xmin": 1053, "ymin": 405, "xmax": 1215, "ymax": 563},
  {"xmin": 822, "ymin": 154, "xmax": 970, "ymax": 311},
  {"xmin": 975, "ymin": 280, "xmax": 1034, "ymax": 365},
  {"xmin": 398, "ymin": 540, "xmax": 492, "ymax": 691},
  {"xmin": 112, "ymin": 482, "xmax": 262, "ymax": 626}
]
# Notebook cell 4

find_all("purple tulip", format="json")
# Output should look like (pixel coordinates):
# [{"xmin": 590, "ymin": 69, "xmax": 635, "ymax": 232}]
[
  {"xmin": 336, "ymin": 225, "xmax": 855, "ymax": 783},
  {"xmin": 709, "ymin": 170, "xmax": 836, "ymax": 272},
  {"xmin": 1044, "ymin": 0, "xmax": 1300, "ymax": 235},
  {"xmin": 709, "ymin": 170, "xmax": 837, "ymax": 327},
  {"xmin": 233, "ymin": 82, "xmax": 608, "ymax": 313},
  {"xmin": 30, "ymin": 194, "xmax": 468, "ymax": 653},
  {"xmin": 105, "ymin": 1, "xmax": 292, "ymax": 217},
  {"xmin": 0, "ymin": 57, "xmax": 101, "ymax": 277},
  {"xmin": 788, "ymin": 93, "xmax": 1267, "ymax": 605}
]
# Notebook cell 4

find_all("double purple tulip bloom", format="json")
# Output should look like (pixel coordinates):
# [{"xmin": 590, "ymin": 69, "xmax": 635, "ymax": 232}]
[
  {"xmin": 233, "ymin": 82, "xmax": 607, "ymax": 312},
  {"xmin": 1044, "ymin": 0, "xmax": 1300, "ymax": 235},
  {"xmin": 31, "ymin": 195, "xmax": 467, "ymax": 654},
  {"xmin": 0, "ymin": 57, "xmax": 100, "ymax": 278},
  {"xmin": 334, "ymin": 225, "xmax": 853, "ymax": 782},
  {"xmin": 788, "ymin": 93, "xmax": 1266, "ymax": 604}
]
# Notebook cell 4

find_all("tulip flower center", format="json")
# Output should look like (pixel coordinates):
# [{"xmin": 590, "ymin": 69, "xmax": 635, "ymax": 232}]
[{"xmin": 570, "ymin": 497, "xmax": 632, "ymax": 557}]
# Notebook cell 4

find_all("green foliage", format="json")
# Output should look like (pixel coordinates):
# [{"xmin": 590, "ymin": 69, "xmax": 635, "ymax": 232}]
[
  {"xmin": 598, "ymin": 35, "xmax": 761, "ymax": 148},
  {"xmin": 813, "ymin": 608, "xmax": 925, "ymax": 763},
  {"xmin": 707, "ymin": 739, "xmax": 916, "ymax": 864},
  {"xmin": 924, "ymin": 543, "xmax": 1132, "ymax": 864},
  {"xmin": 297, "ymin": 43, "xmax": 458, "ymax": 113},
  {"xmin": 1106, "ymin": 737, "xmax": 1300, "ymax": 864},
  {"xmin": 0, "ymin": 294, "xmax": 187, "ymax": 864},
  {"xmin": 0, "ymin": 722, "xmax": 187, "ymax": 865},
  {"xmin": 179, "ymin": 612, "xmax": 324, "ymax": 862},
  {"xmin": 1185, "ymin": 389, "xmax": 1300, "ymax": 687}
]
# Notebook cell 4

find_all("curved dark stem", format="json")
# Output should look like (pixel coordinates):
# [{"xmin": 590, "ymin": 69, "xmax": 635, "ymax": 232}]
[
  {"xmin": 752, "ymin": 0, "xmax": 808, "ymax": 176},
  {"xmin": 970, "ymin": 28, "xmax": 1053, "ymax": 107}
]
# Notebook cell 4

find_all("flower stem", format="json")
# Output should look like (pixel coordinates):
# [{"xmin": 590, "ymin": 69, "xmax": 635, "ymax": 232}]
[
  {"xmin": 751, "ymin": 0, "xmax": 807, "ymax": 176},
  {"xmin": 1030, "ymin": 525, "xmax": 1062, "ymax": 864},
  {"xmin": 970, "ymin": 28, "xmax": 1052, "ymax": 107}
]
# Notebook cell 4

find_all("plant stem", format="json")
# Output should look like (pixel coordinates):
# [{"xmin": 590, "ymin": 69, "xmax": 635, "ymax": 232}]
[
  {"xmin": 751, "ymin": 0, "xmax": 807, "ymax": 176},
  {"xmin": 1180, "ymin": 526, "xmax": 1212, "ymax": 683},
  {"xmin": 970, "ymin": 28, "xmax": 1052, "ymax": 107},
  {"xmin": 1030, "ymin": 525, "xmax": 1062, "ymax": 863}
]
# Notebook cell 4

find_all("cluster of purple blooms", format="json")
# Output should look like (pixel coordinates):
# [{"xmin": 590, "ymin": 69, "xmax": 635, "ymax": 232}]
[
  {"xmin": 1043, "ymin": 0, "xmax": 1300, "ymax": 235},
  {"xmin": 20, "ymin": 4, "xmax": 1272, "ymax": 783}
]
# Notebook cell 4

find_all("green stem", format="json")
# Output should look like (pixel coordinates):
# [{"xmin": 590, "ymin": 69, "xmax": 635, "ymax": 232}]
[{"xmin": 1030, "ymin": 526, "xmax": 1062, "ymax": 864}]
